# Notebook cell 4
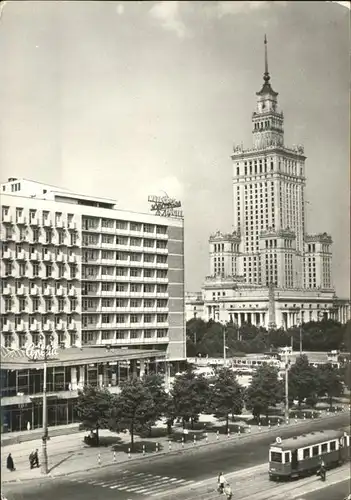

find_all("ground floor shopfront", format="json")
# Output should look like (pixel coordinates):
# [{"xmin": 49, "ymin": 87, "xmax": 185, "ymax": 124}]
[{"xmin": 0, "ymin": 345, "xmax": 182, "ymax": 433}]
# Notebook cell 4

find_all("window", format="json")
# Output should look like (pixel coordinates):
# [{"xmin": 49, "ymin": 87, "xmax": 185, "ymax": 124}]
[
  {"xmin": 270, "ymin": 452, "xmax": 282, "ymax": 463},
  {"xmin": 157, "ymin": 329, "xmax": 167, "ymax": 338},
  {"xmin": 303, "ymin": 448, "xmax": 310, "ymax": 459},
  {"xmin": 130, "ymin": 223, "xmax": 141, "ymax": 232},
  {"xmin": 144, "ymin": 239, "xmax": 154, "ymax": 248},
  {"xmin": 156, "ymin": 225, "xmax": 167, "ymax": 234},
  {"xmin": 284, "ymin": 452, "xmax": 290, "ymax": 463},
  {"xmin": 312, "ymin": 446, "xmax": 319, "ymax": 457},
  {"xmin": 130, "ymin": 238, "xmax": 142, "ymax": 247},
  {"xmin": 321, "ymin": 443, "xmax": 328, "ymax": 453},
  {"xmin": 157, "ymin": 314, "xmax": 167, "ymax": 323},
  {"xmin": 330, "ymin": 441, "xmax": 336, "ymax": 451},
  {"xmin": 116, "ymin": 220, "xmax": 127, "ymax": 230},
  {"xmin": 33, "ymin": 264, "xmax": 39, "ymax": 276},
  {"xmin": 144, "ymin": 224, "xmax": 154, "ymax": 233}
]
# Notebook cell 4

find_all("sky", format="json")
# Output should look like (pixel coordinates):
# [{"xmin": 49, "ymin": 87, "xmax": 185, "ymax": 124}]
[{"xmin": 0, "ymin": 1, "xmax": 349, "ymax": 297}]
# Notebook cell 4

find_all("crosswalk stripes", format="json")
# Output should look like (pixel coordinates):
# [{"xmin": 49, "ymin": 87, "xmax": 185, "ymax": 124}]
[{"xmin": 70, "ymin": 471, "xmax": 195, "ymax": 496}]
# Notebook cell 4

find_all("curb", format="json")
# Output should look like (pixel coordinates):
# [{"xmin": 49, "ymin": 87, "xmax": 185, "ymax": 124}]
[
  {"xmin": 2, "ymin": 412, "xmax": 348, "ymax": 485},
  {"xmin": 1, "ymin": 425, "xmax": 81, "ymax": 448}
]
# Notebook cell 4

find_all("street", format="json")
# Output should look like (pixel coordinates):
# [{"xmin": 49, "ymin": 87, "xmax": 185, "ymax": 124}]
[
  {"xmin": 3, "ymin": 413, "xmax": 349, "ymax": 500},
  {"xmin": 297, "ymin": 479, "xmax": 349, "ymax": 500}
]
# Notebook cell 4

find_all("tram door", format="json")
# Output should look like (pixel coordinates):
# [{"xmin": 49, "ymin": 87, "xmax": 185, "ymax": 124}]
[{"xmin": 291, "ymin": 449, "xmax": 298, "ymax": 471}]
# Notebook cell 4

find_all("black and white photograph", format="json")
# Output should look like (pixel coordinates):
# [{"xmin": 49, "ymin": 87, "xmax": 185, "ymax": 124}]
[{"xmin": 0, "ymin": 1, "xmax": 350, "ymax": 500}]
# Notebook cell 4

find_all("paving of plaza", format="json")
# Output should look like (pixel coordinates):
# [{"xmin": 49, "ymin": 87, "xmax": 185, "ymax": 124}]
[{"xmin": 2, "ymin": 412, "xmax": 349, "ymax": 500}]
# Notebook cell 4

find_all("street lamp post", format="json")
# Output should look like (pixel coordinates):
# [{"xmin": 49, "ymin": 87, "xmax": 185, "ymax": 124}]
[
  {"xmin": 41, "ymin": 333, "xmax": 56, "ymax": 475},
  {"xmin": 41, "ymin": 346, "xmax": 49, "ymax": 475},
  {"xmin": 282, "ymin": 346, "xmax": 291, "ymax": 425},
  {"xmin": 25, "ymin": 334, "xmax": 57, "ymax": 475},
  {"xmin": 223, "ymin": 325, "xmax": 226, "ymax": 367}
]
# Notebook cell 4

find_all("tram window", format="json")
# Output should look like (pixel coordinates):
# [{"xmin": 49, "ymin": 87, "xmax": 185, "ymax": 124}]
[
  {"xmin": 312, "ymin": 445, "xmax": 319, "ymax": 456},
  {"xmin": 303, "ymin": 448, "xmax": 310, "ymax": 459},
  {"xmin": 330, "ymin": 441, "xmax": 336, "ymax": 451},
  {"xmin": 270, "ymin": 451, "xmax": 282, "ymax": 463},
  {"xmin": 284, "ymin": 452, "xmax": 290, "ymax": 463},
  {"xmin": 321, "ymin": 443, "xmax": 328, "ymax": 453}
]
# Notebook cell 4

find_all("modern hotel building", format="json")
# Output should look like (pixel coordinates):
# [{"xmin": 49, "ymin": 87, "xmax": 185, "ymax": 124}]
[{"xmin": 0, "ymin": 178, "xmax": 186, "ymax": 432}]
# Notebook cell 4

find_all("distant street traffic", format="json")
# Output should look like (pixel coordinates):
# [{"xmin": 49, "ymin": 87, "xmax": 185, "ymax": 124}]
[{"xmin": 4, "ymin": 413, "xmax": 349, "ymax": 500}]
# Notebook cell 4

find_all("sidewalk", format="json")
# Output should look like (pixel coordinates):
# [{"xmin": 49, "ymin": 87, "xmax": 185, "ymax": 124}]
[{"xmin": 1, "ymin": 411, "xmax": 347, "ymax": 485}]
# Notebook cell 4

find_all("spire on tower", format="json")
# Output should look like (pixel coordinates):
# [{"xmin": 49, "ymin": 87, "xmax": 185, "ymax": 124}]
[
  {"xmin": 256, "ymin": 34, "xmax": 277, "ymax": 97},
  {"xmin": 264, "ymin": 34, "xmax": 269, "ymax": 82}
]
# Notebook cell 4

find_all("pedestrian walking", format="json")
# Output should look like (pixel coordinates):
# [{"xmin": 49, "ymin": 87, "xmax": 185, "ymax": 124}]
[
  {"xmin": 6, "ymin": 453, "xmax": 15, "ymax": 472},
  {"xmin": 29, "ymin": 449, "xmax": 40, "ymax": 469}
]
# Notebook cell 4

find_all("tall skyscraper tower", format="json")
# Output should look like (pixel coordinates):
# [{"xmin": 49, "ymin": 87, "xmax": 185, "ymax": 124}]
[
  {"xmin": 187, "ymin": 36, "xmax": 350, "ymax": 329},
  {"xmin": 231, "ymin": 36, "xmax": 306, "ymax": 289}
]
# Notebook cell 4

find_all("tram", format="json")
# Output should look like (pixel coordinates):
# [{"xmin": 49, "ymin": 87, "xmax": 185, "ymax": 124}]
[{"xmin": 268, "ymin": 428, "xmax": 350, "ymax": 481}]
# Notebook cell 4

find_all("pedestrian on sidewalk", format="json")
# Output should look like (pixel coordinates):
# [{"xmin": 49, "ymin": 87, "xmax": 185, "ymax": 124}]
[
  {"xmin": 6, "ymin": 453, "xmax": 15, "ymax": 472},
  {"xmin": 29, "ymin": 449, "xmax": 40, "ymax": 469}
]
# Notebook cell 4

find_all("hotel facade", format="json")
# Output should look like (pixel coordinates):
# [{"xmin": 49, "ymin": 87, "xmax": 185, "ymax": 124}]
[
  {"xmin": 186, "ymin": 39, "xmax": 350, "ymax": 328},
  {"xmin": 0, "ymin": 178, "xmax": 186, "ymax": 433}
]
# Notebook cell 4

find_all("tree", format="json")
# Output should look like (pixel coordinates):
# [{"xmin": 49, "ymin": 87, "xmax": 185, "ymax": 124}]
[
  {"xmin": 316, "ymin": 363, "xmax": 344, "ymax": 409},
  {"xmin": 341, "ymin": 362, "xmax": 351, "ymax": 391},
  {"xmin": 163, "ymin": 393, "xmax": 177, "ymax": 435},
  {"xmin": 142, "ymin": 373, "xmax": 168, "ymax": 435},
  {"xmin": 210, "ymin": 368, "xmax": 244, "ymax": 433},
  {"xmin": 288, "ymin": 354, "xmax": 318, "ymax": 408},
  {"xmin": 171, "ymin": 368, "xmax": 211, "ymax": 428},
  {"xmin": 186, "ymin": 318, "xmax": 208, "ymax": 356},
  {"xmin": 245, "ymin": 364, "xmax": 283, "ymax": 422},
  {"xmin": 110, "ymin": 378, "xmax": 155, "ymax": 449},
  {"xmin": 76, "ymin": 385, "xmax": 112, "ymax": 445}
]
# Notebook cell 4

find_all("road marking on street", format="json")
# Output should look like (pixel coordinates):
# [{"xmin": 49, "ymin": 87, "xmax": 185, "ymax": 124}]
[{"xmin": 70, "ymin": 471, "xmax": 195, "ymax": 496}]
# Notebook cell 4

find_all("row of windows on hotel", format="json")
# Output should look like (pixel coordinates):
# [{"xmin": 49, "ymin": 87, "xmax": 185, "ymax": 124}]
[
  {"xmin": 2, "ymin": 213, "xmax": 169, "ymax": 243},
  {"xmin": 2, "ymin": 207, "xmax": 169, "ymax": 237},
  {"xmin": 82, "ymin": 314, "xmax": 168, "ymax": 325},
  {"xmin": 83, "ymin": 252, "xmax": 167, "ymax": 264},
  {"xmin": 2, "ymin": 297, "xmax": 78, "ymax": 312},
  {"xmin": 2, "ymin": 226, "xmax": 78, "ymax": 246},
  {"xmin": 1, "ymin": 315, "xmax": 77, "ymax": 328},
  {"xmin": 82, "ymin": 298, "xmax": 168, "ymax": 308},
  {"xmin": 1, "ymin": 297, "xmax": 169, "ymax": 313},
  {"xmin": 82, "ymin": 234, "xmax": 168, "ymax": 248},
  {"xmin": 83, "ymin": 218, "xmax": 168, "ymax": 235},
  {"xmin": 2, "ymin": 206, "xmax": 76, "ymax": 226},
  {"xmin": 2, "ymin": 244, "xmax": 78, "ymax": 260},
  {"xmin": 82, "ymin": 282, "xmax": 168, "ymax": 294},
  {"xmin": 1, "ymin": 333, "xmax": 73, "ymax": 349},
  {"xmin": 82, "ymin": 267, "xmax": 168, "ymax": 279},
  {"xmin": 3, "ymin": 262, "xmax": 78, "ymax": 279},
  {"xmin": 1, "ymin": 281, "xmax": 77, "ymax": 294},
  {"xmin": 82, "ymin": 329, "xmax": 168, "ymax": 343}
]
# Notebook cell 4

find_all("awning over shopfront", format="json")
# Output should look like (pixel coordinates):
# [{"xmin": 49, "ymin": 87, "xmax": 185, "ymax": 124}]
[{"xmin": 0, "ymin": 346, "xmax": 166, "ymax": 370}]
